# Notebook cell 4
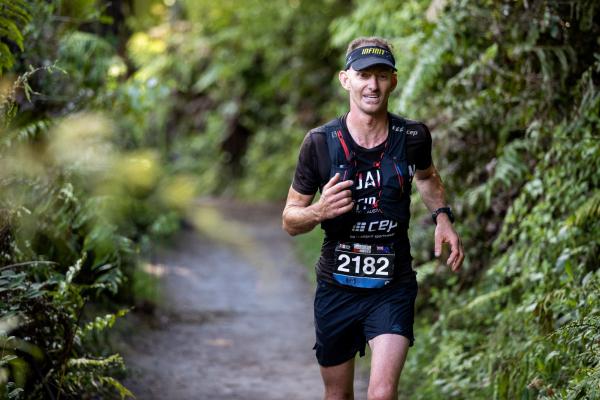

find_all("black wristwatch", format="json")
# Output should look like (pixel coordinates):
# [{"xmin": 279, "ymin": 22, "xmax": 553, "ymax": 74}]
[{"xmin": 432, "ymin": 207, "xmax": 455, "ymax": 224}]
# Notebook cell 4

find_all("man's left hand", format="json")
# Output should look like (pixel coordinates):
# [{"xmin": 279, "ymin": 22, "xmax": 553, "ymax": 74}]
[{"xmin": 434, "ymin": 214, "xmax": 464, "ymax": 272}]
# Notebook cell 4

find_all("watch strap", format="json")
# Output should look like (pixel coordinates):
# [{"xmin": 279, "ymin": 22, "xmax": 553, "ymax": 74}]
[{"xmin": 432, "ymin": 207, "xmax": 454, "ymax": 224}]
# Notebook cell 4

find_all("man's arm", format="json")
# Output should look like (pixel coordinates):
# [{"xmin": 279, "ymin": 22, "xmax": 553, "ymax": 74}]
[
  {"xmin": 414, "ymin": 164, "xmax": 464, "ymax": 272},
  {"xmin": 282, "ymin": 173, "xmax": 353, "ymax": 236}
]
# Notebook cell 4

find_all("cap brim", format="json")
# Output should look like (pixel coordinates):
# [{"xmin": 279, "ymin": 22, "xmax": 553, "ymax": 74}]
[{"xmin": 350, "ymin": 57, "xmax": 397, "ymax": 71}]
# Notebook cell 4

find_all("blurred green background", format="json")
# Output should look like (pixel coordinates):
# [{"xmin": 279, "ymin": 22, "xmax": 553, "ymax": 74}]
[{"xmin": 0, "ymin": 0, "xmax": 598, "ymax": 398}]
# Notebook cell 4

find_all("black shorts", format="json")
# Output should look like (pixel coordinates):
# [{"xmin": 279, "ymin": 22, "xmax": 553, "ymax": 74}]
[{"xmin": 313, "ymin": 279, "xmax": 418, "ymax": 367}]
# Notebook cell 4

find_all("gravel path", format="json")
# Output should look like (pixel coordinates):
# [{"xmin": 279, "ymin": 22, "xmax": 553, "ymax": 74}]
[{"xmin": 121, "ymin": 200, "xmax": 368, "ymax": 400}]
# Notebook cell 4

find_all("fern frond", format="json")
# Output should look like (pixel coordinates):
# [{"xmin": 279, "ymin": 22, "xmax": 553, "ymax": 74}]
[
  {"xmin": 98, "ymin": 376, "xmax": 135, "ymax": 399},
  {"xmin": 397, "ymin": 15, "xmax": 455, "ymax": 114},
  {"xmin": 532, "ymin": 45, "xmax": 577, "ymax": 88},
  {"xmin": 67, "ymin": 354, "xmax": 125, "ymax": 369},
  {"xmin": 0, "ymin": 42, "xmax": 14, "ymax": 72},
  {"xmin": 0, "ymin": 2, "xmax": 31, "ymax": 27},
  {"xmin": 446, "ymin": 279, "xmax": 523, "ymax": 328},
  {"xmin": 0, "ymin": 0, "xmax": 31, "ymax": 74},
  {"xmin": 1, "ymin": 119, "xmax": 52, "ymax": 148},
  {"xmin": 464, "ymin": 138, "xmax": 533, "ymax": 209},
  {"xmin": 492, "ymin": 140, "xmax": 531, "ymax": 189},
  {"xmin": 59, "ymin": 31, "xmax": 114, "ymax": 60},
  {"xmin": 77, "ymin": 309, "xmax": 130, "ymax": 340},
  {"xmin": 0, "ymin": 17, "xmax": 23, "ymax": 50},
  {"xmin": 446, "ymin": 43, "xmax": 498, "ymax": 90},
  {"xmin": 567, "ymin": 190, "xmax": 600, "ymax": 228},
  {"xmin": 56, "ymin": 255, "xmax": 86, "ymax": 298},
  {"xmin": 0, "ymin": 0, "xmax": 31, "ymax": 29}
]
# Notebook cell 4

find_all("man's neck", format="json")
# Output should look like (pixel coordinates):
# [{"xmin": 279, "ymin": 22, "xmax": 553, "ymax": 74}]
[{"xmin": 346, "ymin": 110, "xmax": 389, "ymax": 149}]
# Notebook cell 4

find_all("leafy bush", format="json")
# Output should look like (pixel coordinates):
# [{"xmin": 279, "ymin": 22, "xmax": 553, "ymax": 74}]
[
  {"xmin": 3, "ymin": 0, "xmax": 598, "ymax": 398},
  {"xmin": 0, "ymin": 1, "xmax": 191, "ymax": 398},
  {"xmin": 0, "ymin": 0, "xmax": 30, "ymax": 74},
  {"xmin": 328, "ymin": 1, "xmax": 599, "ymax": 398}
]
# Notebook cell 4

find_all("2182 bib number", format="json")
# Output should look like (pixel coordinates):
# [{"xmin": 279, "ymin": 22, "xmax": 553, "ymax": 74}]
[
  {"xmin": 333, "ymin": 242, "xmax": 395, "ymax": 288},
  {"xmin": 336, "ymin": 254, "xmax": 390, "ymax": 276}
]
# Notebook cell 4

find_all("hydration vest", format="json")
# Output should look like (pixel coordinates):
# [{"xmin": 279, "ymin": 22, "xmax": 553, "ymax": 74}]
[{"xmin": 316, "ymin": 114, "xmax": 412, "ymax": 236}]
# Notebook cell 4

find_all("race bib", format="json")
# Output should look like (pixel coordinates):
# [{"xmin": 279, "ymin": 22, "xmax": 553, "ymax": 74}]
[{"xmin": 333, "ymin": 242, "xmax": 395, "ymax": 289}]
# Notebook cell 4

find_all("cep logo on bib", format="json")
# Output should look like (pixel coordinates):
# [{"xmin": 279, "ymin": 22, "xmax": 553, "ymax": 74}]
[
  {"xmin": 351, "ymin": 220, "xmax": 398, "ymax": 233},
  {"xmin": 352, "ymin": 222, "xmax": 367, "ymax": 232}
]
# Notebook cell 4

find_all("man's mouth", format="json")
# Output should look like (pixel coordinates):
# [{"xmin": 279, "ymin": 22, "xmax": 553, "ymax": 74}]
[{"xmin": 363, "ymin": 94, "xmax": 381, "ymax": 103}]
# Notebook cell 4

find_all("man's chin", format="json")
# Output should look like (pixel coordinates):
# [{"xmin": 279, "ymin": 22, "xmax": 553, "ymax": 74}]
[
  {"xmin": 350, "ymin": 98, "xmax": 388, "ymax": 116},
  {"xmin": 360, "ymin": 103, "xmax": 387, "ymax": 115}
]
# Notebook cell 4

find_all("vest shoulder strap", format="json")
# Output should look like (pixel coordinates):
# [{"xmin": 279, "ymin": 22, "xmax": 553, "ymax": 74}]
[
  {"xmin": 313, "ymin": 118, "xmax": 352, "ymax": 166},
  {"xmin": 314, "ymin": 114, "xmax": 408, "ymax": 168},
  {"xmin": 386, "ymin": 113, "xmax": 407, "ymax": 158}
]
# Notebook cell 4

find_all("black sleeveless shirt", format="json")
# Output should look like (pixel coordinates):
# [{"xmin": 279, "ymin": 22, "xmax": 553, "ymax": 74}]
[{"xmin": 292, "ymin": 113, "xmax": 432, "ymax": 290}]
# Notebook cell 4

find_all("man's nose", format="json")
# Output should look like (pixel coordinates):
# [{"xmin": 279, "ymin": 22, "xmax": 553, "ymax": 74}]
[{"xmin": 367, "ymin": 76, "xmax": 379, "ymax": 90}]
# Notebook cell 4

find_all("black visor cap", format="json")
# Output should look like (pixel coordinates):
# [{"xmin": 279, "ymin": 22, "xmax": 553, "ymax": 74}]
[{"xmin": 345, "ymin": 46, "xmax": 396, "ymax": 71}]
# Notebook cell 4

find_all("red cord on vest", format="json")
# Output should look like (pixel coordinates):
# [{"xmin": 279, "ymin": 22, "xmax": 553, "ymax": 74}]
[{"xmin": 336, "ymin": 130, "xmax": 351, "ymax": 161}]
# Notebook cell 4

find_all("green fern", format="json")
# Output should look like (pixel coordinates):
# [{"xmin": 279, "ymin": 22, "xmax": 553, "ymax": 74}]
[
  {"xmin": 397, "ymin": 13, "xmax": 457, "ymax": 114},
  {"xmin": 62, "ymin": 354, "xmax": 134, "ymax": 399},
  {"xmin": 0, "ymin": 64, "xmax": 63, "ymax": 127},
  {"xmin": 77, "ymin": 309, "xmax": 130, "ymax": 340},
  {"xmin": 568, "ymin": 190, "xmax": 600, "ymax": 228},
  {"xmin": 98, "ymin": 376, "xmax": 135, "ymax": 400},
  {"xmin": 0, "ymin": 119, "xmax": 51, "ymax": 148},
  {"xmin": 0, "ymin": 0, "xmax": 31, "ymax": 74},
  {"xmin": 67, "ymin": 353, "xmax": 125, "ymax": 369}
]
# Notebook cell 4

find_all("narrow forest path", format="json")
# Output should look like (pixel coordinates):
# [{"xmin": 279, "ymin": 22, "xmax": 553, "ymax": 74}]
[{"xmin": 121, "ymin": 200, "xmax": 368, "ymax": 400}]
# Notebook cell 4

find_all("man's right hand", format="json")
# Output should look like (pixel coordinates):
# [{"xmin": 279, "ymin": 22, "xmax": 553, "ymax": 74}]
[{"xmin": 317, "ymin": 173, "xmax": 354, "ymax": 221}]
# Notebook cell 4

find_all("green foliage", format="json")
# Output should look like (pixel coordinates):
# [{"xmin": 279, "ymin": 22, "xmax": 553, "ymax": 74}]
[
  {"xmin": 0, "ymin": 166, "xmax": 136, "ymax": 397},
  {"xmin": 139, "ymin": 4, "xmax": 598, "ymax": 397},
  {"xmin": 57, "ymin": 31, "xmax": 117, "ymax": 90},
  {"xmin": 0, "ymin": 257, "xmax": 133, "ymax": 399},
  {"xmin": 239, "ymin": 123, "xmax": 307, "ymax": 200},
  {"xmin": 0, "ymin": 0, "xmax": 31, "ymax": 74},
  {"xmin": 0, "ymin": 1, "xmax": 189, "ymax": 398},
  {"xmin": 325, "ymin": 1, "xmax": 600, "ymax": 398},
  {"xmin": 61, "ymin": 355, "xmax": 133, "ymax": 399},
  {"xmin": 121, "ymin": 0, "xmax": 350, "ymax": 198},
  {"xmin": 2, "ymin": 0, "xmax": 598, "ymax": 398}
]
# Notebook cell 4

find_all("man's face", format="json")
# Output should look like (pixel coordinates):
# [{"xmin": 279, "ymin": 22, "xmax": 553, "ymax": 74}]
[{"xmin": 339, "ymin": 65, "xmax": 397, "ymax": 116}]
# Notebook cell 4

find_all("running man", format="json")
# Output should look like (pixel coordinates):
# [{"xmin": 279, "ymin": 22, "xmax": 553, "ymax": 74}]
[{"xmin": 282, "ymin": 36, "xmax": 464, "ymax": 400}]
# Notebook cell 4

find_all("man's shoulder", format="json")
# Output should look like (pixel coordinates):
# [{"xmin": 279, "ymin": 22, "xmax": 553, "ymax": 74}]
[
  {"xmin": 308, "ymin": 117, "xmax": 341, "ymax": 135},
  {"xmin": 388, "ymin": 113, "xmax": 431, "ymax": 141},
  {"xmin": 389, "ymin": 113, "xmax": 429, "ymax": 130},
  {"xmin": 304, "ymin": 117, "xmax": 343, "ymax": 149},
  {"xmin": 405, "ymin": 121, "xmax": 431, "ymax": 141}
]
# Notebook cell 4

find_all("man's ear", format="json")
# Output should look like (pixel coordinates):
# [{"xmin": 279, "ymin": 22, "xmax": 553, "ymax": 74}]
[
  {"xmin": 338, "ymin": 70, "xmax": 350, "ymax": 91},
  {"xmin": 391, "ymin": 73, "xmax": 398, "ymax": 92}
]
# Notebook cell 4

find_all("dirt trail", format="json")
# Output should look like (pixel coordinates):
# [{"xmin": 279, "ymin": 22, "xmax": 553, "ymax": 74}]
[{"xmin": 121, "ymin": 200, "xmax": 368, "ymax": 400}]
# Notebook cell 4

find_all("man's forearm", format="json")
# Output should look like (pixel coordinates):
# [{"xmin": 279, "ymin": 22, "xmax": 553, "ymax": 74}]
[
  {"xmin": 282, "ymin": 177, "xmax": 354, "ymax": 236},
  {"xmin": 415, "ymin": 165, "xmax": 463, "ymax": 270},
  {"xmin": 282, "ymin": 203, "xmax": 322, "ymax": 236},
  {"xmin": 414, "ymin": 166, "xmax": 448, "ymax": 212}
]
